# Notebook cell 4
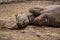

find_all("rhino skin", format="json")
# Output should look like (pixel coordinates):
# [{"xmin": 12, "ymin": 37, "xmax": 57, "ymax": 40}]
[
  {"xmin": 8, "ymin": 13, "xmax": 35, "ymax": 29},
  {"xmin": 29, "ymin": 7, "xmax": 44, "ymax": 17},
  {"xmin": 15, "ymin": 13, "xmax": 35, "ymax": 28},
  {"xmin": 33, "ymin": 5, "xmax": 60, "ymax": 26}
]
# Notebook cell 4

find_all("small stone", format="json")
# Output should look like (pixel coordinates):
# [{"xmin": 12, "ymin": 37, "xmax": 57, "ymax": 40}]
[{"xmin": 36, "ymin": 34, "xmax": 41, "ymax": 37}]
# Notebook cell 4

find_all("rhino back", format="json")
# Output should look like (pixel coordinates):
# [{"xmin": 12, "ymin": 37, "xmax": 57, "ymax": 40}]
[
  {"xmin": 43, "ymin": 5, "xmax": 60, "ymax": 13},
  {"xmin": 45, "ymin": 5, "xmax": 60, "ymax": 26}
]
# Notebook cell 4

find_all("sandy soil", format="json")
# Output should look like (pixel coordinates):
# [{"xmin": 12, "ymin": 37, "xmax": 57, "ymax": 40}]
[{"xmin": 0, "ymin": 1, "xmax": 60, "ymax": 40}]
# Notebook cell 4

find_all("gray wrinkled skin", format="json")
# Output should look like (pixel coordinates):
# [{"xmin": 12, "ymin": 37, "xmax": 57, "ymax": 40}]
[
  {"xmin": 33, "ymin": 5, "xmax": 60, "ymax": 26},
  {"xmin": 8, "ymin": 13, "xmax": 35, "ymax": 29},
  {"xmin": 26, "ymin": 13, "xmax": 35, "ymax": 24},
  {"xmin": 16, "ymin": 14, "xmax": 29, "ymax": 28},
  {"xmin": 33, "ymin": 14, "xmax": 48, "ymax": 26},
  {"xmin": 29, "ymin": 7, "xmax": 44, "ymax": 17}
]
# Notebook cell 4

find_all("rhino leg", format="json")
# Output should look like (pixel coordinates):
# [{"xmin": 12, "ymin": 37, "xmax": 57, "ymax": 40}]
[
  {"xmin": 33, "ymin": 14, "xmax": 49, "ymax": 26},
  {"xmin": 29, "ymin": 7, "xmax": 44, "ymax": 17}
]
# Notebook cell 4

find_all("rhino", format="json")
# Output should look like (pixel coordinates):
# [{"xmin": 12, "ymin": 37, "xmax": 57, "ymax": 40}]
[
  {"xmin": 8, "ymin": 13, "xmax": 35, "ymax": 29},
  {"xmin": 33, "ymin": 5, "xmax": 60, "ymax": 26}
]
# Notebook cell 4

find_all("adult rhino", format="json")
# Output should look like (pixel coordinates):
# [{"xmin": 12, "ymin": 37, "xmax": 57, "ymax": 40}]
[{"xmin": 33, "ymin": 5, "xmax": 60, "ymax": 26}]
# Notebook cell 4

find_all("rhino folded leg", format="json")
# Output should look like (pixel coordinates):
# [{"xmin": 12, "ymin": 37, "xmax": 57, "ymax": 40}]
[
  {"xmin": 29, "ymin": 7, "xmax": 44, "ymax": 17},
  {"xmin": 33, "ymin": 14, "xmax": 49, "ymax": 26}
]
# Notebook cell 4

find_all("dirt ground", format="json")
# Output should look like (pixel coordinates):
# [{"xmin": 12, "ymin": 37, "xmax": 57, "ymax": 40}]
[{"xmin": 0, "ymin": 1, "xmax": 60, "ymax": 40}]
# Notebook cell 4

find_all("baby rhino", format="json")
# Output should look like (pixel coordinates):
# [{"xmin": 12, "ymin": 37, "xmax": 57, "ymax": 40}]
[
  {"xmin": 33, "ymin": 5, "xmax": 60, "ymax": 26},
  {"xmin": 8, "ymin": 13, "xmax": 35, "ymax": 29}
]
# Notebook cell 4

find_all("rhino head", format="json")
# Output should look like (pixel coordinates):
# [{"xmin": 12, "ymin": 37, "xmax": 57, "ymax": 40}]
[{"xmin": 15, "ymin": 14, "xmax": 29, "ymax": 28}]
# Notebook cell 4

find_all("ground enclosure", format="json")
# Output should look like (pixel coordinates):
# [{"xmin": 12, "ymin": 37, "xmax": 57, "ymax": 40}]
[
  {"xmin": 0, "ymin": 1, "xmax": 60, "ymax": 40},
  {"xmin": 0, "ymin": 0, "xmax": 60, "ymax": 3}
]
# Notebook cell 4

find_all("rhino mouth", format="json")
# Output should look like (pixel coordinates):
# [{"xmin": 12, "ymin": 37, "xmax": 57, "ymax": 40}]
[{"xmin": 17, "ymin": 22, "xmax": 28, "ymax": 29}]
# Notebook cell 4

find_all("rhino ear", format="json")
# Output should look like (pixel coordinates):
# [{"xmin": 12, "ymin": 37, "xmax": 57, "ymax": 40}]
[{"xmin": 15, "ymin": 14, "xmax": 18, "ymax": 18}]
